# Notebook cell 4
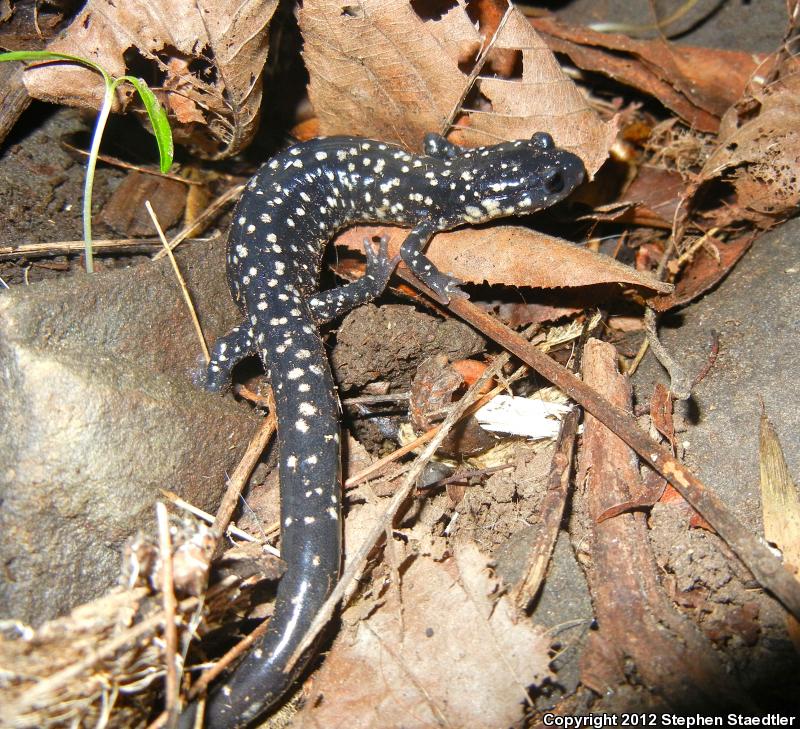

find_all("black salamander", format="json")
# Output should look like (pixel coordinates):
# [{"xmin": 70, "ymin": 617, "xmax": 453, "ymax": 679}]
[{"xmin": 184, "ymin": 132, "xmax": 584, "ymax": 728}]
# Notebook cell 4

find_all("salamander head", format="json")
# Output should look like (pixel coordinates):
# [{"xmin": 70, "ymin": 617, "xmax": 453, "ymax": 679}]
[{"xmin": 447, "ymin": 132, "xmax": 584, "ymax": 226}]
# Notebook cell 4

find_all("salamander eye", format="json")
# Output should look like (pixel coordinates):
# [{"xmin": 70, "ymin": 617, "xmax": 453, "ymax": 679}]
[
  {"xmin": 531, "ymin": 132, "xmax": 554, "ymax": 149},
  {"xmin": 543, "ymin": 168, "xmax": 564, "ymax": 193}
]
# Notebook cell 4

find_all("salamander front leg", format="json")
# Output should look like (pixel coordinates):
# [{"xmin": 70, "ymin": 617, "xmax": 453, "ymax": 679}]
[
  {"xmin": 399, "ymin": 223, "xmax": 467, "ymax": 304},
  {"xmin": 308, "ymin": 236, "xmax": 398, "ymax": 325},
  {"xmin": 203, "ymin": 323, "xmax": 256, "ymax": 392}
]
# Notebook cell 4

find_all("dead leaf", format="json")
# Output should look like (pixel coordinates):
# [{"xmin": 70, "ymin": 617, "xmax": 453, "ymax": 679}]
[
  {"xmin": 760, "ymin": 411, "xmax": 800, "ymax": 575},
  {"xmin": 22, "ymin": 0, "xmax": 277, "ymax": 158},
  {"xmin": 297, "ymin": 544, "xmax": 551, "ymax": 729},
  {"xmin": 650, "ymin": 381, "xmax": 676, "ymax": 449},
  {"xmin": 299, "ymin": 0, "xmax": 614, "ymax": 175},
  {"xmin": 336, "ymin": 224, "xmax": 673, "ymax": 293},
  {"xmin": 529, "ymin": 13, "xmax": 764, "ymax": 133},
  {"xmin": 649, "ymin": 233, "xmax": 753, "ymax": 312},
  {"xmin": 675, "ymin": 9, "xmax": 800, "ymax": 237},
  {"xmin": 682, "ymin": 73, "xmax": 800, "ymax": 232},
  {"xmin": 588, "ymin": 165, "xmax": 687, "ymax": 229},
  {"xmin": 759, "ymin": 409, "xmax": 800, "ymax": 651},
  {"xmin": 100, "ymin": 171, "xmax": 187, "ymax": 236}
]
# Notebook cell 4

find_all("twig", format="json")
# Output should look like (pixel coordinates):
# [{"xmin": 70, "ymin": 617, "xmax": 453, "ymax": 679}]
[
  {"xmin": 211, "ymin": 401, "xmax": 277, "ymax": 546},
  {"xmin": 159, "ymin": 489, "xmax": 277, "ymax": 553},
  {"xmin": 396, "ymin": 268, "xmax": 800, "ymax": 619},
  {"xmin": 342, "ymin": 391, "xmax": 410, "ymax": 406},
  {"xmin": 60, "ymin": 140, "xmax": 204, "ymax": 184},
  {"xmin": 147, "ymin": 201, "xmax": 210, "ymax": 363},
  {"xmin": 0, "ymin": 237, "xmax": 213, "ymax": 261},
  {"xmin": 156, "ymin": 503, "xmax": 180, "ymax": 729},
  {"xmin": 186, "ymin": 617, "xmax": 272, "ymax": 701},
  {"xmin": 644, "ymin": 306, "xmax": 692, "ymax": 399}
]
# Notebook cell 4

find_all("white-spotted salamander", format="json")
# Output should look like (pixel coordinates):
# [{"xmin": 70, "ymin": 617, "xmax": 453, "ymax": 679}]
[{"xmin": 182, "ymin": 132, "xmax": 584, "ymax": 728}]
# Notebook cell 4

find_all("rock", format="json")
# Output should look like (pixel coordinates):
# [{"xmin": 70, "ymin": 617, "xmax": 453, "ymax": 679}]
[
  {"xmin": 635, "ymin": 217, "xmax": 800, "ymax": 525},
  {"xmin": 0, "ymin": 240, "xmax": 260, "ymax": 625}
]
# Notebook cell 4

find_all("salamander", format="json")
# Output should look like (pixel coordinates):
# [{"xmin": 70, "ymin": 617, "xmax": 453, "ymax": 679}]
[{"xmin": 182, "ymin": 132, "xmax": 584, "ymax": 728}]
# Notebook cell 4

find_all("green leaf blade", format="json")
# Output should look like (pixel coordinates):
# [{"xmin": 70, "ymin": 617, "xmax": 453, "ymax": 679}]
[{"xmin": 120, "ymin": 76, "xmax": 174, "ymax": 174}]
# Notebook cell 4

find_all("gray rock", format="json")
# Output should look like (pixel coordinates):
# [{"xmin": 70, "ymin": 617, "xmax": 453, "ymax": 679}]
[
  {"xmin": 635, "ymin": 217, "xmax": 800, "ymax": 533},
  {"xmin": 0, "ymin": 241, "xmax": 259, "ymax": 625},
  {"xmin": 557, "ymin": 0, "xmax": 786, "ymax": 53}
]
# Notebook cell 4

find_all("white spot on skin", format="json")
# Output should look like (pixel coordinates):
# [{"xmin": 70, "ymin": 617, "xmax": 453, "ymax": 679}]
[
  {"xmin": 287, "ymin": 368, "xmax": 304, "ymax": 380},
  {"xmin": 260, "ymin": 212, "xmax": 272, "ymax": 223},
  {"xmin": 238, "ymin": 216, "xmax": 246, "ymax": 226},
  {"xmin": 315, "ymin": 151, "xmax": 328, "ymax": 160},
  {"xmin": 304, "ymin": 515, "xmax": 316, "ymax": 524},
  {"xmin": 312, "ymin": 555, "xmax": 321, "ymax": 566},
  {"xmin": 285, "ymin": 516, "xmax": 293, "ymax": 526},
  {"xmin": 299, "ymin": 402, "xmax": 317, "ymax": 416},
  {"xmin": 327, "ymin": 507, "xmax": 338, "ymax": 519},
  {"xmin": 287, "ymin": 455, "xmax": 297, "ymax": 468},
  {"xmin": 246, "ymin": 224, "xmax": 256, "ymax": 234},
  {"xmin": 296, "ymin": 419, "xmax": 309, "ymax": 433},
  {"xmin": 295, "ymin": 349, "xmax": 311, "ymax": 359}
]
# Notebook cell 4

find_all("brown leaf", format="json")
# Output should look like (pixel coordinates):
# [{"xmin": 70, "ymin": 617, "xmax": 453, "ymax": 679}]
[
  {"xmin": 649, "ymin": 233, "xmax": 753, "ymax": 312},
  {"xmin": 299, "ymin": 0, "xmax": 614, "ymax": 175},
  {"xmin": 22, "ymin": 0, "xmax": 277, "ymax": 158},
  {"xmin": 760, "ymin": 411, "xmax": 800, "ymax": 576},
  {"xmin": 529, "ymin": 13, "xmax": 764, "ymax": 133},
  {"xmin": 649, "ymin": 381, "xmax": 676, "ymax": 449},
  {"xmin": 676, "ymin": 11, "xmax": 800, "ymax": 236},
  {"xmin": 298, "ymin": 544, "xmax": 551, "ymax": 729},
  {"xmin": 683, "ymin": 74, "xmax": 800, "ymax": 232},
  {"xmin": 99, "ymin": 171, "xmax": 187, "ymax": 236},
  {"xmin": 588, "ymin": 166, "xmax": 686, "ymax": 229},
  {"xmin": 336, "ymin": 224, "xmax": 673, "ymax": 293}
]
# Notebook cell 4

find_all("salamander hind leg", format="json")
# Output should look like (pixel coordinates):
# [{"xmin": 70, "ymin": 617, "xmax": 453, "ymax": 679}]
[
  {"xmin": 308, "ymin": 236, "xmax": 398, "ymax": 325},
  {"xmin": 203, "ymin": 322, "xmax": 256, "ymax": 392},
  {"xmin": 399, "ymin": 223, "xmax": 468, "ymax": 304}
]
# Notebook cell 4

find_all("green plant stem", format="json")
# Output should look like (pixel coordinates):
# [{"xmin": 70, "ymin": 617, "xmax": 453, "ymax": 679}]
[{"xmin": 82, "ymin": 82, "xmax": 115, "ymax": 274}]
